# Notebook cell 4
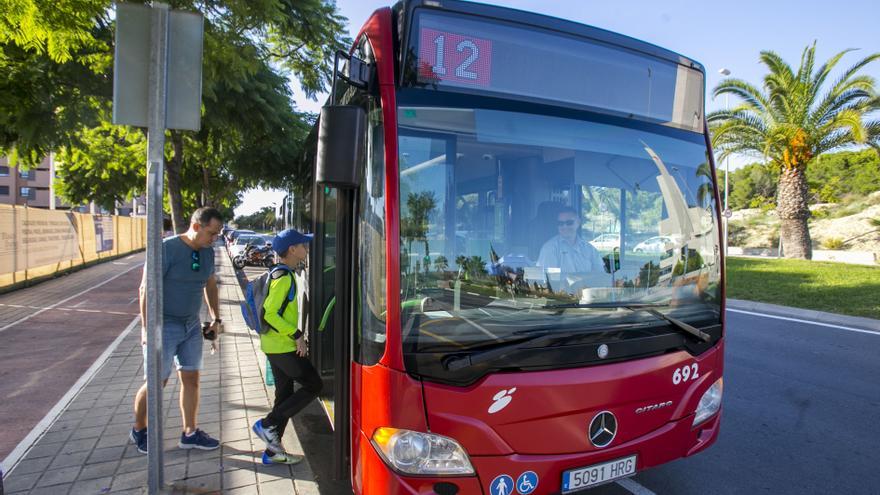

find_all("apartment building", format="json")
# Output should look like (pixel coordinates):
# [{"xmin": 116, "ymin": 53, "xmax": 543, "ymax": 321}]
[
  {"xmin": 0, "ymin": 155, "xmax": 64, "ymax": 208},
  {"xmin": 0, "ymin": 156, "xmax": 145, "ymax": 214}
]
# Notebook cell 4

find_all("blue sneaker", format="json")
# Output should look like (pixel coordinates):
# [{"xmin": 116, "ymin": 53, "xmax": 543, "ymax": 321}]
[
  {"xmin": 178, "ymin": 429, "xmax": 220, "ymax": 450},
  {"xmin": 252, "ymin": 419, "xmax": 283, "ymax": 452},
  {"xmin": 130, "ymin": 427, "xmax": 147, "ymax": 454},
  {"xmin": 262, "ymin": 450, "xmax": 303, "ymax": 465}
]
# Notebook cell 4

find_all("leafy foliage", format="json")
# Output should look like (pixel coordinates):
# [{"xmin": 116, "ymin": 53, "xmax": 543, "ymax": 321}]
[{"xmin": 1, "ymin": 0, "xmax": 348, "ymax": 228}]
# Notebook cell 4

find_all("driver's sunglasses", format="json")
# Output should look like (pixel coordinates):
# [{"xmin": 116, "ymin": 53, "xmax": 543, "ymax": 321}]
[
  {"xmin": 191, "ymin": 250, "xmax": 200, "ymax": 272},
  {"xmin": 557, "ymin": 219, "xmax": 576, "ymax": 227}
]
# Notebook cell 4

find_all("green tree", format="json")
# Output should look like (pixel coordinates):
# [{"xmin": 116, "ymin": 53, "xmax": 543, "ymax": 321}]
[
  {"xmin": 1, "ymin": 0, "xmax": 348, "ymax": 231},
  {"xmin": 709, "ymin": 43, "xmax": 880, "ymax": 259}
]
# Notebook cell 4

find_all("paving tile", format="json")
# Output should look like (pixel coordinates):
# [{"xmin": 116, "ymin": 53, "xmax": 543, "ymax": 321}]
[
  {"xmin": 180, "ymin": 472, "xmax": 221, "ymax": 493},
  {"xmin": 77, "ymin": 460, "xmax": 120, "ymax": 481},
  {"xmin": 186, "ymin": 458, "xmax": 220, "ymax": 478},
  {"xmin": 116, "ymin": 456, "xmax": 146, "ymax": 474},
  {"xmin": 8, "ymin": 456, "xmax": 52, "ymax": 475},
  {"xmin": 49, "ymin": 450, "xmax": 90, "ymax": 469},
  {"xmin": 39, "ymin": 429, "xmax": 74, "ymax": 445},
  {"xmin": 69, "ymin": 425, "xmax": 106, "ymax": 441},
  {"xmin": 222, "ymin": 467, "xmax": 256, "ymax": 490},
  {"xmin": 109, "ymin": 469, "xmax": 147, "ymax": 492},
  {"xmin": 23, "ymin": 441, "xmax": 62, "ymax": 459},
  {"xmin": 96, "ymin": 434, "xmax": 131, "ymax": 449},
  {"xmin": 60, "ymin": 436, "xmax": 99, "ymax": 454},
  {"xmin": 87, "ymin": 446, "xmax": 125, "ymax": 464},
  {"xmin": 35, "ymin": 466, "xmax": 80, "ymax": 487},
  {"xmin": 70, "ymin": 475, "xmax": 114, "ymax": 494},
  {"xmin": 30, "ymin": 483, "xmax": 72, "ymax": 495},
  {"xmin": 261, "ymin": 478, "xmax": 297, "ymax": 495},
  {"xmin": 1, "ymin": 472, "xmax": 41, "ymax": 493}
]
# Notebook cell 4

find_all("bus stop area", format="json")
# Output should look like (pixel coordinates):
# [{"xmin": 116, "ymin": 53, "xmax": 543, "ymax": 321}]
[{"xmin": 1, "ymin": 248, "xmax": 322, "ymax": 495}]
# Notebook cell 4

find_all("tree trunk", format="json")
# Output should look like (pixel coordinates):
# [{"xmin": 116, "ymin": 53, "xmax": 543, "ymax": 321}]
[
  {"xmin": 776, "ymin": 166, "xmax": 812, "ymax": 259},
  {"xmin": 167, "ymin": 131, "xmax": 186, "ymax": 234}
]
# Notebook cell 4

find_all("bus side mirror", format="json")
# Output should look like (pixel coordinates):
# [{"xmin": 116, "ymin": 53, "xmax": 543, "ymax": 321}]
[{"xmin": 316, "ymin": 105, "xmax": 365, "ymax": 189}]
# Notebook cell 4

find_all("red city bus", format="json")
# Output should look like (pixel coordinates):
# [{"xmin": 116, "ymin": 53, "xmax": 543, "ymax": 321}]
[{"xmin": 303, "ymin": 1, "xmax": 725, "ymax": 493}]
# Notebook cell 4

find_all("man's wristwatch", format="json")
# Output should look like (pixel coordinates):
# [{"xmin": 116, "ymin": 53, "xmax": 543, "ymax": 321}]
[{"xmin": 212, "ymin": 319, "xmax": 222, "ymax": 325}]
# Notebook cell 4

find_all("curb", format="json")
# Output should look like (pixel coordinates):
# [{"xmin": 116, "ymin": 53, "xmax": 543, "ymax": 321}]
[{"xmin": 727, "ymin": 299, "xmax": 880, "ymax": 332}]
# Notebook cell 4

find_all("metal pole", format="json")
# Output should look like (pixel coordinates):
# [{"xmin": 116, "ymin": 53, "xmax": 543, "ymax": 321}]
[{"xmin": 146, "ymin": 3, "xmax": 169, "ymax": 493}]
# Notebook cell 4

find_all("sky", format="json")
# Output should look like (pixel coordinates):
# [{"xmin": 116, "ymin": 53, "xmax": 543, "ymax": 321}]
[{"xmin": 235, "ymin": 0, "xmax": 880, "ymax": 217}]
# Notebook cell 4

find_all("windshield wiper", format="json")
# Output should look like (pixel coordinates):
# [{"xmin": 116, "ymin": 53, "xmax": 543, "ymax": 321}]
[
  {"xmin": 444, "ymin": 328, "xmax": 584, "ymax": 372},
  {"xmin": 539, "ymin": 301, "xmax": 712, "ymax": 342}
]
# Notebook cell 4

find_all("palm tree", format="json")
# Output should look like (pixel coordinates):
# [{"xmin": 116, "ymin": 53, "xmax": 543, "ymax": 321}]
[{"xmin": 709, "ymin": 43, "xmax": 880, "ymax": 259}]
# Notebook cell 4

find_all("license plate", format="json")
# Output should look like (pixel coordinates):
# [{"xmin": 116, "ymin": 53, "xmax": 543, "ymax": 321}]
[{"xmin": 561, "ymin": 455, "xmax": 637, "ymax": 493}]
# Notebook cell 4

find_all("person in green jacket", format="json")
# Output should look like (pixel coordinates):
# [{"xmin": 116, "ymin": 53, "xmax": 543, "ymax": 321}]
[{"xmin": 251, "ymin": 229, "xmax": 323, "ymax": 465}]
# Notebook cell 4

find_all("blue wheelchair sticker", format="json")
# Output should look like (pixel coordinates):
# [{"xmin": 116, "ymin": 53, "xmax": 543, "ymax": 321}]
[
  {"xmin": 490, "ymin": 474, "xmax": 515, "ymax": 495},
  {"xmin": 516, "ymin": 471, "xmax": 539, "ymax": 494}
]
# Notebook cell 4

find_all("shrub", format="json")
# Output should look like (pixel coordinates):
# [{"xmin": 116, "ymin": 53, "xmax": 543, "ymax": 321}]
[{"xmin": 822, "ymin": 237, "xmax": 845, "ymax": 249}]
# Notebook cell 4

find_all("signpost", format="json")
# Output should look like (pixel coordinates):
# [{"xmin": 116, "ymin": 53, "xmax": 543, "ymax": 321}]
[{"xmin": 114, "ymin": 3, "xmax": 203, "ymax": 493}]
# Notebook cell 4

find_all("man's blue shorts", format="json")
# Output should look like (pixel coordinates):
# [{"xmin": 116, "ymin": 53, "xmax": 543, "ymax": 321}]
[{"xmin": 143, "ymin": 316, "xmax": 203, "ymax": 381}]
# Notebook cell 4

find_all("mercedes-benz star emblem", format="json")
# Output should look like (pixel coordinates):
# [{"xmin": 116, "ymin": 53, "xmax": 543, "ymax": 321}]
[
  {"xmin": 597, "ymin": 344, "xmax": 609, "ymax": 359},
  {"xmin": 588, "ymin": 411, "xmax": 618, "ymax": 448}
]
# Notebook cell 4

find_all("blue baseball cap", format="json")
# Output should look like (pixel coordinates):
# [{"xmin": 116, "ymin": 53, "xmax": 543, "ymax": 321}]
[{"xmin": 272, "ymin": 229, "xmax": 314, "ymax": 255}]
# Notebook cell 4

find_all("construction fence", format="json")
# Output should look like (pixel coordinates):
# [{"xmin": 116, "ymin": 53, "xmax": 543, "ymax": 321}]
[{"xmin": 0, "ymin": 204, "xmax": 147, "ymax": 290}]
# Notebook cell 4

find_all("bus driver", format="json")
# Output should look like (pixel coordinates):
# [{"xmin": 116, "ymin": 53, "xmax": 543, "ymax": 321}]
[{"xmin": 537, "ymin": 206, "xmax": 607, "ymax": 293}]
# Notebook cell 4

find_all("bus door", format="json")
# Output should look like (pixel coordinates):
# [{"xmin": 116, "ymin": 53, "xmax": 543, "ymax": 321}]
[{"xmin": 310, "ymin": 180, "xmax": 356, "ymax": 481}]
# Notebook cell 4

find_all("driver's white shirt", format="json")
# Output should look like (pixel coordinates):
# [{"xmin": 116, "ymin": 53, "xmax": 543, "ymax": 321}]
[{"xmin": 537, "ymin": 235, "xmax": 604, "ymax": 273}]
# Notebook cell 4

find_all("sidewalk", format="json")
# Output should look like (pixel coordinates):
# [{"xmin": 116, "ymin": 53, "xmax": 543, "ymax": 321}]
[{"xmin": 1, "ymin": 248, "xmax": 320, "ymax": 494}]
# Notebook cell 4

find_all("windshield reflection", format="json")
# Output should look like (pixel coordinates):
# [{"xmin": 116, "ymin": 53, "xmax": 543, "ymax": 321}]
[{"xmin": 398, "ymin": 106, "xmax": 721, "ymax": 354}]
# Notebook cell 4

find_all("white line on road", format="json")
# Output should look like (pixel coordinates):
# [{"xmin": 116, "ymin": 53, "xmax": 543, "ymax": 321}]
[
  {"xmin": 728, "ymin": 308, "xmax": 880, "ymax": 336},
  {"xmin": 0, "ymin": 317, "xmax": 138, "ymax": 476},
  {"xmin": 0, "ymin": 262, "xmax": 143, "ymax": 334},
  {"xmin": 617, "ymin": 477, "xmax": 658, "ymax": 495}
]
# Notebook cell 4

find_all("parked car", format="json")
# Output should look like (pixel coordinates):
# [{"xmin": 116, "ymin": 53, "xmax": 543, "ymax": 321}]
[
  {"xmin": 227, "ymin": 229, "xmax": 256, "ymax": 246},
  {"xmin": 633, "ymin": 235, "xmax": 675, "ymax": 254},
  {"xmin": 589, "ymin": 233, "xmax": 620, "ymax": 251},
  {"xmin": 229, "ymin": 234, "xmax": 265, "ymax": 258}
]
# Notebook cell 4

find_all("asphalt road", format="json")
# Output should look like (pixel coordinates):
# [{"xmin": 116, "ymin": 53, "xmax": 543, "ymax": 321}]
[
  {"xmin": 238, "ymin": 262, "xmax": 880, "ymax": 494},
  {"xmin": 0, "ymin": 253, "xmax": 144, "ymax": 462}
]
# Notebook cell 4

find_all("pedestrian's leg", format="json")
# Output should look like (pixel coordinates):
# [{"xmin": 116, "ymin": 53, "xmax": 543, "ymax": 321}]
[
  {"xmin": 179, "ymin": 370, "xmax": 200, "ymax": 434},
  {"xmin": 266, "ymin": 355, "xmax": 294, "ymax": 438},
  {"xmin": 269, "ymin": 354, "xmax": 323, "ymax": 422},
  {"xmin": 134, "ymin": 382, "xmax": 148, "ymax": 430}
]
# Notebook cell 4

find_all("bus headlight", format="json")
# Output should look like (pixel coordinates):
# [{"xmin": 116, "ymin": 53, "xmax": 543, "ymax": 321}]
[
  {"xmin": 693, "ymin": 377, "xmax": 723, "ymax": 426},
  {"xmin": 371, "ymin": 427, "xmax": 475, "ymax": 476}
]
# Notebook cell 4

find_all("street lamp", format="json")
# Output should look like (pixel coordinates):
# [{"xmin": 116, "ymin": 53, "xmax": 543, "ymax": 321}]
[{"xmin": 718, "ymin": 68, "xmax": 732, "ymax": 254}]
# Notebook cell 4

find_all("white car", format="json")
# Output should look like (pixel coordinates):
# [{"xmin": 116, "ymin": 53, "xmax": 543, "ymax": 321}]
[
  {"xmin": 229, "ymin": 235, "xmax": 265, "ymax": 258},
  {"xmin": 633, "ymin": 235, "xmax": 675, "ymax": 254},
  {"xmin": 589, "ymin": 233, "xmax": 620, "ymax": 251}
]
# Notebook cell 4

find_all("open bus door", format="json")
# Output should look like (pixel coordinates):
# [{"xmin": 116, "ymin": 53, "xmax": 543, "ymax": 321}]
[
  {"xmin": 310, "ymin": 182, "xmax": 356, "ymax": 482},
  {"xmin": 311, "ymin": 85, "xmax": 367, "ymax": 481}
]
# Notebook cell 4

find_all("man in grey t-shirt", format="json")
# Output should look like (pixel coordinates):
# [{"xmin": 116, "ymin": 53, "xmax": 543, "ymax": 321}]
[{"xmin": 130, "ymin": 207, "xmax": 224, "ymax": 453}]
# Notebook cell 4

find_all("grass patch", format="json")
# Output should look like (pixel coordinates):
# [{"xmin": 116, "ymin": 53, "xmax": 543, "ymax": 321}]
[{"xmin": 727, "ymin": 257, "xmax": 880, "ymax": 319}]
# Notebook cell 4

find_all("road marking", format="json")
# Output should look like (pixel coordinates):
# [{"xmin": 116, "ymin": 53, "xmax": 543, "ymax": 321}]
[
  {"xmin": 71, "ymin": 300, "xmax": 88, "ymax": 308},
  {"xmin": 0, "ymin": 317, "xmax": 138, "ymax": 476},
  {"xmin": 0, "ymin": 262, "xmax": 143, "ymax": 334},
  {"xmin": 729, "ymin": 308, "xmax": 880, "ymax": 336},
  {"xmin": 617, "ymin": 477, "xmax": 657, "ymax": 495},
  {"xmin": 0, "ymin": 303, "xmax": 138, "ymax": 316}
]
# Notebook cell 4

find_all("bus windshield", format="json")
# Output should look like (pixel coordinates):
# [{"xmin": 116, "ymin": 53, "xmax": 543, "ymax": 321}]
[{"xmin": 397, "ymin": 104, "xmax": 722, "ymax": 379}]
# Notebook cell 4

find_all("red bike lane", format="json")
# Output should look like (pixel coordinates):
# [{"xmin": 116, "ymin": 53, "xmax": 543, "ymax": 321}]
[{"xmin": 0, "ymin": 264, "xmax": 143, "ymax": 461}]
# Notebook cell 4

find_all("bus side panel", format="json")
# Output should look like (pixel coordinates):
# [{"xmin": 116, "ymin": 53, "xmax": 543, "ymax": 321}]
[{"xmin": 352, "ymin": 362, "xmax": 429, "ymax": 494}]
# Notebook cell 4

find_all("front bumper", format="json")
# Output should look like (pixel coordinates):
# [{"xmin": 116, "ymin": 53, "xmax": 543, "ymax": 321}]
[{"xmin": 358, "ymin": 409, "xmax": 721, "ymax": 494}]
